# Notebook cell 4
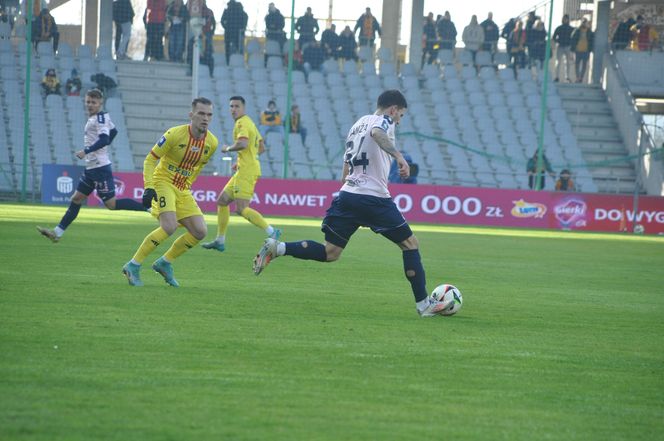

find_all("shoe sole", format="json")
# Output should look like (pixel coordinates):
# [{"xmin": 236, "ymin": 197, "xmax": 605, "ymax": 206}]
[
  {"xmin": 36, "ymin": 226, "xmax": 59, "ymax": 243},
  {"xmin": 201, "ymin": 243, "xmax": 225, "ymax": 252}
]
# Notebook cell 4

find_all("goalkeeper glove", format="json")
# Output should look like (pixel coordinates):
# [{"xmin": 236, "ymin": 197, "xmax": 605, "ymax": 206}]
[{"xmin": 142, "ymin": 188, "xmax": 157, "ymax": 208}]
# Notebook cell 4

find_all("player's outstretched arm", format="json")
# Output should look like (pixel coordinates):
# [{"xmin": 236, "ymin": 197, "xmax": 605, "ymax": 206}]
[{"xmin": 371, "ymin": 128, "xmax": 410, "ymax": 179}]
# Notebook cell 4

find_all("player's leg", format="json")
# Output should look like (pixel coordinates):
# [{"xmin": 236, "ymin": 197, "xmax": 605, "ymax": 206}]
[
  {"xmin": 252, "ymin": 193, "xmax": 355, "ymax": 275},
  {"xmin": 37, "ymin": 171, "xmax": 94, "ymax": 242},
  {"xmin": 122, "ymin": 183, "xmax": 176, "ymax": 286},
  {"xmin": 103, "ymin": 196, "xmax": 146, "ymax": 211},
  {"xmin": 152, "ymin": 192, "xmax": 205, "ymax": 287},
  {"xmin": 201, "ymin": 184, "xmax": 233, "ymax": 251},
  {"xmin": 234, "ymin": 174, "xmax": 279, "ymax": 237}
]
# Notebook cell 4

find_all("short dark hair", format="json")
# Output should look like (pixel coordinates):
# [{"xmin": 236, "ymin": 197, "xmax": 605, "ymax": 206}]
[
  {"xmin": 192, "ymin": 97, "xmax": 212, "ymax": 108},
  {"xmin": 230, "ymin": 96, "xmax": 245, "ymax": 104},
  {"xmin": 86, "ymin": 88, "xmax": 103, "ymax": 100},
  {"xmin": 377, "ymin": 90, "xmax": 407, "ymax": 110}
]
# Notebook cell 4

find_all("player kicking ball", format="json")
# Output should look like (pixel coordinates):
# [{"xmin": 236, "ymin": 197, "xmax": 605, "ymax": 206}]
[
  {"xmin": 122, "ymin": 97, "xmax": 219, "ymax": 287},
  {"xmin": 37, "ymin": 88, "xmax": 146, "ymax": 242},
  {"xmin": 253, "ymin": 90, "xmax": 452, "ymax": 317}
]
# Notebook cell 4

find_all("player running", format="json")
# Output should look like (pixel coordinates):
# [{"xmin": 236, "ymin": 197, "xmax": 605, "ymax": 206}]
[
  {"xmin": 201, "ymin": 95, "xmax": 281, "ymax": 253},
  {"xmin": 252, "ymin": 90, "xmax": 452, "ymax": 317},
  {"xmin": 122, "ymin": 97, "xmax": 218, "ymax": 287},
  {"xmin": 37, "ymin": 88, "xmax": 146, "ymax": 242}
]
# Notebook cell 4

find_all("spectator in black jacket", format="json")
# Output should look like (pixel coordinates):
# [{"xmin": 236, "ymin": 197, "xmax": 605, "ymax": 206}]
[
  {"xmin": 321, "ymin": 23, "xmax": 339, "ymax": 60},
  {"xmin": 480, "ymin": 12, "xmax": 499, "ymax": 54},
  {"xmin": 112, "ymin": 0, "xmax": 134, "ymax": 60},
  {"xmin": 303, "ymin": 40, "xmax": 325, "ymax": 76},
  {"xmin": 611, "ymin": 16, "xmax": 635, "ymax": 50},
  {"xmin": 338, "ymin": 25, "xmax": 357, "ymax": 61},
  {"xmin": 221, "ymin": 0, "xmax": 248, "ymax": 64},
  {"xmin": 553, "ymin": 14, "xmax": 573, "ymax": 82},
  {"xmin": 571, "ymin": 19, "xmax": 594, "ymax": 83},
  {"xmin": 437, "ymin": 11, "xmax": 457, "ymax": 50},
  {"xmin": 295, "ymin": 7, "xmax": 319, "ymax": 49},
  {"xmin": 354, "ymin": 7, "xmax": 381, "ymax": 48},
  {"xmin": 265, "ymin": 2, "xmax": 286, "ymax": 49},
  {"xmin": 422, "ymin": 12, "xmax": 438, "ymax": 68},
  {"xmin": 528, "ymin": 20, "xmax": 547, "ymax": 75}
]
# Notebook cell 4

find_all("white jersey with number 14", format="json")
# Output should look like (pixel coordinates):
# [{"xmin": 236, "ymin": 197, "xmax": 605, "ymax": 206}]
[{"xmin": 340, "ymin": 114, "xmax": 395, "ymax": 198}]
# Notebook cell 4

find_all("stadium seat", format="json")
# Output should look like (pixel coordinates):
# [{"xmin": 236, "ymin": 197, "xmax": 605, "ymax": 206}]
[
  {"xmin": 437, "ymin": 49, "xmax": 454, "ymax": 65},
  {"xmin": 441, "ymin": 65, "xmax": 457, "ymax": 79},
  {"xmin": 96, "ymin": 44, "xmax": 112, "ymax": 60},
  {"xmin": 377, "ymin": 47, "xmax": 393, "ymax": 62},
  {"xmin": 421, "ymin": 63, "xmax": 440, "ymax": 79},
  {"xmin": 265, "ymin": 40, "xmax": 281, "ymax": 57},
  {"xmin": 457, "ymin": 50, "xmax": 473, "ymax": 65},
  {"xmin": 493, "ymin": 51, "xmax": 510, "ymax": 67},
  {"xmin": 342, "ymin": 59, "xmax": 358, "ymax": 76},
  {"xmin": 0, "ymin": 22, "xmax": 10, "ymax": 39},
  {"xmin": 475, "ymin": 51, "xmax": 493, "ymax": 67},
  {"xmin": 400, "ymin": 63, "xmax": 417, "ymax": 77},
  {"xmin": 266, "ymin": 56, "xmax": 283, "ymax": 70},
  {"xmin": 248, "ymin": 53, "xmax": 263, "ymax": 68},
  {"xmin": 358, "ymin": 46, "xmax": 372, "ymax": 62},
  {"xmin": 246, "ymin": 39, "xmax": 262, "ymax": 55},
  {"xmin": 323, "ymin": 58, "xmax": 339, "ymax": 74},
  {"xmin": 229, "ymin": 53, "xmax": 244, "ymax": 67}
]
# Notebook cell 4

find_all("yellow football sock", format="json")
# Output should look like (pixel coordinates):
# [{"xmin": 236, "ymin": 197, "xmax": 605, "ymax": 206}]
[
  {"xmin": 217, "ymin": 205, "xmax": 230, "ymax": 236},
  {"xmin": 240, "ymin": 207, "xmax": 269, "ymax": 230},
  {"xmin": 164, "ymin": 232, "xmax": 200, "ymax": 261},
  {"xmin": 132, "ymin": 227, "xmax": 169, "ymax": 264}
]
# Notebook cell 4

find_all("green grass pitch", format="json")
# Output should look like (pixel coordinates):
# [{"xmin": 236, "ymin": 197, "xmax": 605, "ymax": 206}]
[{"xmin": 1, "ymin": 203, "xmax": 663, "ymax": 440}]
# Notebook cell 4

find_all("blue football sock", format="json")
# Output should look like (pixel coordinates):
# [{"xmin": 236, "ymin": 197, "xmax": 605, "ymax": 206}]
[
  {"xmin": 57, "ymin": 201, "xmax": 82, "ymax": 231},
  {"xmin": 403, "ymin": 249, "xmax": 428, "ymax": 302},
  {"xmin": 115, "ymin": 198, "xmax": 147, "ymax": 211},
  {"xmin": 285, "ymin": 240, "xmax": 327, "ymax": 262}
]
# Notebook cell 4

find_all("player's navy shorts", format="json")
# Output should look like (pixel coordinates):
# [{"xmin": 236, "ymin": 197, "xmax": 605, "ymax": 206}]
[
  {"xmin": 76, "ymin": 164, "xmax": 116, "ymax": 201},
  {"xmin": 322, "ymin": 191, "xmax": 413, "ymax": 248}
]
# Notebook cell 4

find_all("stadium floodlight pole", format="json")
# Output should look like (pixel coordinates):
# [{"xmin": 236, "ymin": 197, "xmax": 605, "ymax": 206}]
[
  {"xmin": 21, "ymin": 0, "xmax": 34, "ymax": 202},
  {"xmin": 535, "ymin": 0, "xmax": 555, "ymax": 191},
  {"xmin": 190, "ymin": 18, "xmax": 205, "ymax": 100},
  {"xmin": 282, "ymin": 0, "xmax": 296, "ymax": 179},
  {"xmin": 630, "ymin": 130, "xmax": 645, "ymax": 233}
]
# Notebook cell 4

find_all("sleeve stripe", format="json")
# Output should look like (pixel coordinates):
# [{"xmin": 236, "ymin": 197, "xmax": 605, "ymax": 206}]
[{"xmin": 150, "ymin": 151, "xmax": 160, "ymax": 159}]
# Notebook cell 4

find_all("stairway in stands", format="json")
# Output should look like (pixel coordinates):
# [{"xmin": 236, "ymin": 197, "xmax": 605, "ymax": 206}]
[
  {"xmin": 116, "ymin": 60, "xmax": 192, "ymax": 167},
  {"xmin": 557, "ymin": 83, "xmax": 637, "ymax": 193}
]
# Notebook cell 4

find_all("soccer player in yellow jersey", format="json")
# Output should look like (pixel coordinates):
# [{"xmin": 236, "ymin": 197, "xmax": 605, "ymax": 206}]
[
  {"xmin": 122, "ymin": 97, "xmax": 219, "ymax": 287},
  {"xmin": 202, "ymin": 96, "xmax": 280, "ymax": 252}
]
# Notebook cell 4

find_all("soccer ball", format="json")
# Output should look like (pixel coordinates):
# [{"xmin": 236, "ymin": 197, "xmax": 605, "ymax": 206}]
[
  {"xmin": 431, "ymin": 284, "xmax": 463, "ymax": 316},
  {"xmin": 634, "ymin": 224, "xmax": 645, "ymax": 234}
]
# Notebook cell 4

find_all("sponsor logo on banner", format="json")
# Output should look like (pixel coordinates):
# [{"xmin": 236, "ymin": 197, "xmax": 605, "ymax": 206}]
[
  {"xmin": 56, "ymin": 172, "xmax": 74, "ymax": 194},
  {"xmin": 511, "ymin": 199, "xmax": 547, "ymax": 218},
  {"xmin": 555, "ymin": 198, "xmax": 587, "ymax": 228}
]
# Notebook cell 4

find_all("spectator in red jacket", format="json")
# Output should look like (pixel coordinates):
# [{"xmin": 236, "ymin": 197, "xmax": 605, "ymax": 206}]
[{"xmin": 143, "ymin": 0, "xmax": 166, "ymax": 61}]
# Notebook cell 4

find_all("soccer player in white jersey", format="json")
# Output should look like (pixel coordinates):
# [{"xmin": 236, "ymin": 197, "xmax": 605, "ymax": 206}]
[
  {"xmin": 37, "ymin": 89, "xmax": 146, "ymax": 242},
  {"xmin": 253, "ymin": 90, "xmax": 452, "ymax": 317}
]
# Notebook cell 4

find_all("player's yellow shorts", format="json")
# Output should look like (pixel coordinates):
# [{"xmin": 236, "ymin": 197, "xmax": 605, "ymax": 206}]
[
  {"xmin": 151, "ymin": 180, "xmax": 203, "ymax": 221},
  {"xmin": 222, "ymin": 173, "xmax": 259, "ymax": 200}
]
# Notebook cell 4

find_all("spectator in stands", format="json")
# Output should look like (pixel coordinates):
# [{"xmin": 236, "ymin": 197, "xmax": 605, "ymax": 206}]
[
  {"xmin": 354, "ymin": 7, "xmax": 381, "ymax": 48},
  {"xmin": 221, "ymin": 0, "xmax": 248, "ymax": 64},
  {"xmin": 112, "ymin": 0, "xmax": 134, "ymax": 60},
  {"xmin": 338, "ymin": 25, "xmax": 357, "ymax": 61},
  {"xmin": 166, "ymin": 0, "xmax": 188, "ymax": 62},
  {"xmin": 508, "ymin": 20, "xmax": 527, "ymax": 78},
  {"xmin": 287, "ymin": 104, "xmax": 307, "ymax": 144},
  {"xmin": 611, "ymin": 16, "xmax": 635, "ymax": 51},
  {"xmin": 389, "ymin": 153, "xmax": 418, "ymax": 184},
  {"xmin": 27, "ymin": 0, "xmax": 47, "ymax": 45},
  {"xmin": 528, "ymin": 20, "xmax": 547, "ymax": 74},
  {"xmin": 421, "ymin": 12, "xmax": 438, "ymax": 68},
  {"xmin": 33, "ymin": 8, "xmax": 59, "ymax": 53},
  {"xmin": 527, "ymin": 151, "xmax": 555, "ymax": 190},
  {"xmin": 321, "ymin": 23, "xmax": 339, "ymax": 60},
  {"xmin": 437, "ymin": 11, "xmax": 457, "ymax": 50},
  {"xmin": 143, "ymin": 0, "xmax": 166, "ymax": 61},
  {"xmin": 0, "ymin": 0, "xmax": 19, "ymax": 30},
  {"xmin": 303, "ymin": 39, "xmax": 326, "ymax": 76},
  {"xmin": 480, "ymin": 12, "xmax": 499, "ymax": 54},
  {"xmin": 259, "ymin": 100, "xmax": 284, "ymax": 140},
  {"xmin": 295, "ymin": 7, "xmax": 319, "ymax": 49},
  {"xmin": 501, "ymin": 17, "xmax": 516, "ymax": 42},
  {"xmin": 187, "ymin": 4, "xmax": 215, "ymax": 77},
  {"xmin": 265, "ymin": 2, "xmax": 286, "ymax": 50},
  {"xmin": 65, "ymin": 68, "xmax": 82, "ymax": 96},
  {"xmin": 41, "ymin": 68, "xmax": 60, "ymax": 97},
  {"xmin": 630, "ymin": 15, "xmax": 659, "ymax": 52},
  {"xmin": 91, "ymin": 73, "xmax": 118, "ymax": 96},
  {"xmin": 571, "ymin": 18, "xmax": 593, "ymax": 83},
  {"xmin": 524, "ymin": 10, "xmax": 540, "ymax": 66},
  {"xmin": 553, "ymin": 14, "xmax": 573, "ymax": 82},
  {"xmin": 555, "ymin": 169, "xmax": 575, "ymax": 192},
  {"xmin": 462, "ymin": 15, "xmax": 484, "ymax": 64},
  {"xmin": 284, "ymin": 40, "xmax": 304, "ymax": 70}
]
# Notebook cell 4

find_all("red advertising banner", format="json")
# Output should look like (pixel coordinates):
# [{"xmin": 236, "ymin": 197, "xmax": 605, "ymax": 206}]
[{"xmin": 89, "ymin": 172, "xmax": 664, "ymax": 235}]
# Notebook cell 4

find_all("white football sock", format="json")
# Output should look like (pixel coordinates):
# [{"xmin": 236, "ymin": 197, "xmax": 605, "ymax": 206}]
[
  {"xmin": 276, "ymin": 242, "xmax": 286, "ymax": 256},
  {"xmin": 215, "ymin": 235, "xmax": 225, "ymax": 244},
  {"xmin": 416, "ymin": 298, "xmax": 431, "ymax": 313},
  {"xmin": 54, "ymin": 226, "xmax": 64, "ymax": 237},
  {"xmin": 265, "ymin": 226, "xmax": 275, "ymax": 236}
]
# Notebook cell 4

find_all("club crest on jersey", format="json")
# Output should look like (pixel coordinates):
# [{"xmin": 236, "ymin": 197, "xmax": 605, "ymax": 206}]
[
  {"xmin": 157, "ymin": 136, "xmax": 166, "ymax": 147},
  {"xmin": 191, "ymin": 146, "xmax": 200, "ymax": 152},
  {"xmin": 178, "ymin": 144, "xmax": 187, "ymax": 148}
]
